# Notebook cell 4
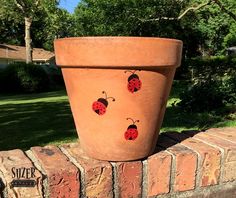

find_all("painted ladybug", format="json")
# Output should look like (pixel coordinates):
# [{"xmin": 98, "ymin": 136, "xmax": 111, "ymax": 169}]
[
  {"xmin": 124, "ymin": 118, "xmax": 139, "ymax": 140},
  {"xmin": 125, "ymin": 70, "xmax": 142, "ymax": 93},
  {"xmin": 92, "ymin": 91, "xmax": 115, "ymax": 115}
]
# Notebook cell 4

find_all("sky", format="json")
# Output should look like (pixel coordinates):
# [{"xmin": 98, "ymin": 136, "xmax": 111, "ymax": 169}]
[{"xmin": 59, "ymin": 0, "xmax": 81, "ymax": 13}]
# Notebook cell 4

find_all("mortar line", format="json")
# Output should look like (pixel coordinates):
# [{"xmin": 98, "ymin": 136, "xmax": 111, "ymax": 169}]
[
  {"xmin": 59, "ymin": 146, "xmax": 85, "ymax": 198},
  {"xmin": 141, "ymin": 159, "xmax": 148, "ymax": 198},
  {"xmin": 110, "ymin": 162, "xmax": 119, "ymax": 198},
  {"xmin": 25, "ymin": 150, "xmax": 48, "ymax": 198},
  {"xmin": 165, "ymin": 150, "xmax": 176, "ymax": 193}
]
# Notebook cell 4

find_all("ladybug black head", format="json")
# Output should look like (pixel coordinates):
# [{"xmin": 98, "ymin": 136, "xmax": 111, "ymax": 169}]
[
  {"xmin": 98, "ymin": 91, "xmax": 115, "ymax": 107},
  {"xmin": 128, "ymin": 74, "xmax": 139, "ymax": 82},
  {"xmin": 125, "ymin": 70, "xmax": 141, "ymax": 81},
  {"xmin": 126, "ymin": 118, "xmax": 139, "ymax": 128},
  {"xmin": 98, "ymin": 98, "xmax": 108, "ymax": 107},
  {"xmin": 128, "ymin": 124, "xmax": 137, "ymax": 129}
]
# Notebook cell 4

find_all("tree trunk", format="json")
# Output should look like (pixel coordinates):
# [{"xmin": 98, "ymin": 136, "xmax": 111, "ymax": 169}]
[{"xmin": 25, "ymin": 17, "xmax": 33, "ymax": 63}]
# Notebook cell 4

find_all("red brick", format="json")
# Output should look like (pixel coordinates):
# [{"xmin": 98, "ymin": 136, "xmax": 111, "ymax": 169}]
[
  {"xmin": 220, "ymin": 127, "xmax": 236, "ymax": 134},
  {"xmin": 207, "ymin": 127, "xmax": 236, "ymax": 134},
  {"xmin": 147, "ymin": 151, "xmax": 172, "ymax": 196},
  {"xmin": 180, "ymin": 138, "xmax": 221, "ymax": 187},
  {"xmin": 206, "ymin": 128, "xmax": 236, "ymax": 143},
  {"xmin": 0, "ymin": 149, "xmax": 43, "ymax": 197},
  {"xmin": 116, "ymin": 161, "xmax": 142, "ymax": 198},
  {"xmin": 193, "ymin": 132, "xmax": 236, "ymax": 182},
  {"xmin": 31, "ymin": 146, "xmax": 80, "ymax": 198},
  {"xmin": 158, "ymin": 134, "xmax": 197, "ymax": 192},
  {"xmin": 167, "ymin": 144, "xmax": 197, "ymax": 192},
  {"xmin": 61, "ymin": 143, "xmax": 113, "ymax": 198}
]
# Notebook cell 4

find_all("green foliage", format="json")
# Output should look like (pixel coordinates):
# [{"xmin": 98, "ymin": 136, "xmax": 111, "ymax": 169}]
[
  {"xmin": 179, "ymin": 80, "xmax": 224, "ymax": 112},
  {"xmin": 0, "ymin": 62, "xmax": 50, "ymax": 93},
  {"xmin": 0, "ymin": 0, "xmax": 71, "ymax": 50},
  {"xmin": 39, "ymin": 8, "xmax": 76, "ymax": 50},
  {"xmin": 74, "ymin": 0, "xmax": 188, "ymax": 37},
  {"xmin": 72, "ymin": 0, "xmax": 236, "ymax": 57},
  {"xmin": 1, "ymin": 0, "xmax": 235, "ymax": 54},
  {"xmin": 41, "ymin": 65, "xmax": 64, "ymax": 86},
  {"xmin": 186, "ymin": 56, "xmax": 236, "ymax": 78},
  {"xmin": 0, "ymin": 17, "xmax": 25, "ymax": 45},
  {"xmin": 178, "ymin": 56, "xmax": 236, "ymax": 112},
  {"xmin": 186, "ymin": 0, "xmax": 236, "ymax": 55},
  {"xmin": 223, "ymin": 22, "xmax": 236, "ymax": 48}
]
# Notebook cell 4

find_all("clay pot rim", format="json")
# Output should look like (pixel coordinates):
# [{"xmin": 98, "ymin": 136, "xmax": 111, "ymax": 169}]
[
  {"xmin": 55, "ymin": 36, "xmax": 182, "ymax": 44},
  {"xmin": 54, "ymin": 36, "xmax": 183, "ymax": 68}
]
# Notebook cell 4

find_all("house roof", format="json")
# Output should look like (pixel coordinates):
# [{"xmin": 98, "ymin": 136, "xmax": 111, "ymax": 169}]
[{"xmin": 0, "ymin": 44, "xmax": 54, "ymax": 61}]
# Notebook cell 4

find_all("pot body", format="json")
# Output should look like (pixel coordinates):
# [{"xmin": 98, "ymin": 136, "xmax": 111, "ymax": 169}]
[{"xmin": 54, "ymin": 37, "xmax": 183, "ymax": 161}]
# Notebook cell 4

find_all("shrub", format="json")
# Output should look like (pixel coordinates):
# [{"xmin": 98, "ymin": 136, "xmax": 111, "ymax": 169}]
[
  {"xmin": 179, "ymin": 80, "xmax": 225, "ymax": 112},
  {"xmin": 185, "ymin": 56, "xmax": 236, "ymax": 79},
  {"xmin": 41, "ymin": 65, "xmax": 64, "ymax": 86},
  {"xmin": 178, "ymin": 56, "xmax": 236, "ymax": 112},
  {"xmin": 0, "ymin": 68, "xmax": 4, "ymax": 92},
  {"xmin": 179, "ymin": 56, "xmax": 236, "ymax": 80},
  {"xmin": 0, "ymin": 62, "xmax": 50, "ymax": 93}
]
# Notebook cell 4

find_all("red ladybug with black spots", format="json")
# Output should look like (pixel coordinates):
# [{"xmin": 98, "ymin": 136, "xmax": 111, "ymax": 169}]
[
  {"xmin": 125, "ymin": 70, "xmax": 142, "ymax": 93},
  {"xmin": 124, "ymin": 118, "xmax": 139, "ymax": 140},
  {"xmin": 92, "ymin": 91, "xmax": 115, "ymax": 115}
]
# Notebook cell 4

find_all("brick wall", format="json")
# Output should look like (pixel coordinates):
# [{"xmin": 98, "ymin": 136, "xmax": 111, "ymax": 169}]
[{"xmin": 0, "ymin": 127, "xmax": 236, "ymax": 198}]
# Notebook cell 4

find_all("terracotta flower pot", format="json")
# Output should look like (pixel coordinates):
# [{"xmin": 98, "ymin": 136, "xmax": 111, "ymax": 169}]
[{"xmin": 54, "ymin": 37, "xmax": 183, "ymax": 161}]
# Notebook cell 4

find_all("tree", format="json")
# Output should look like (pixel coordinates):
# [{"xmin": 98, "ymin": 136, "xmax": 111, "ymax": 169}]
[
  {"xmin": 39, "ymin": 8, "xmax": 77, "ymax": 50},
  {"xmin": 74, "ymin": 0, "xmax": 189, "ymax": 36},
  {"xmin": 139, "ymin": 0, "xmax": 236, "ymax": 22},
  {"xmin": 0, "ymin": 16, "xmax": 25, "ymax": 46},
  {"xmin": 185, "ymin": 0, "xmax": 236, "ymax": 55},
  {"xmin": 74, "ymin": 0, "xmax": 236, "ymax": 56},
  {"xmin": 0, "ymin": 0, "xmax": 59, "ymax": 63}
]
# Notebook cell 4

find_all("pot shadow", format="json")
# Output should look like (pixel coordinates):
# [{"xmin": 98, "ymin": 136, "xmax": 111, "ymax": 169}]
[
  {"xmin": 0, "ymin": 101, "xmax": 77, "ymax": 151},
  {"xmin": 154, "ymin": 129, "xmax": 202, "ymax": 153}
]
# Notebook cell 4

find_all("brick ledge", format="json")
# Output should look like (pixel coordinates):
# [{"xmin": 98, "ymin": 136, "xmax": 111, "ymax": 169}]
[{"xmin": 0, "ymin": 127, "xmax": 235, "ymax": 198}]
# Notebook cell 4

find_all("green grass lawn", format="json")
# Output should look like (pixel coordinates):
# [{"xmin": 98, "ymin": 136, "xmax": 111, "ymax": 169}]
[
  {"xmin": 0, "ymin": 90, "xmax": 77, "ymax": 151},
  {"xmin": 0, "ymin": 82, "xmax": 235, "ymax": 151}
]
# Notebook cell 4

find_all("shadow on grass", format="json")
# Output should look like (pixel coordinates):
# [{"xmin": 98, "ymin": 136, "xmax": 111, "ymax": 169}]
[
  {"xmin": 161, "ymin": 105, "xmax": 224, "ymax": 132},
  {"xmin": 0, "ymin": 101, "xmax": 77, "ymax": 151}
]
